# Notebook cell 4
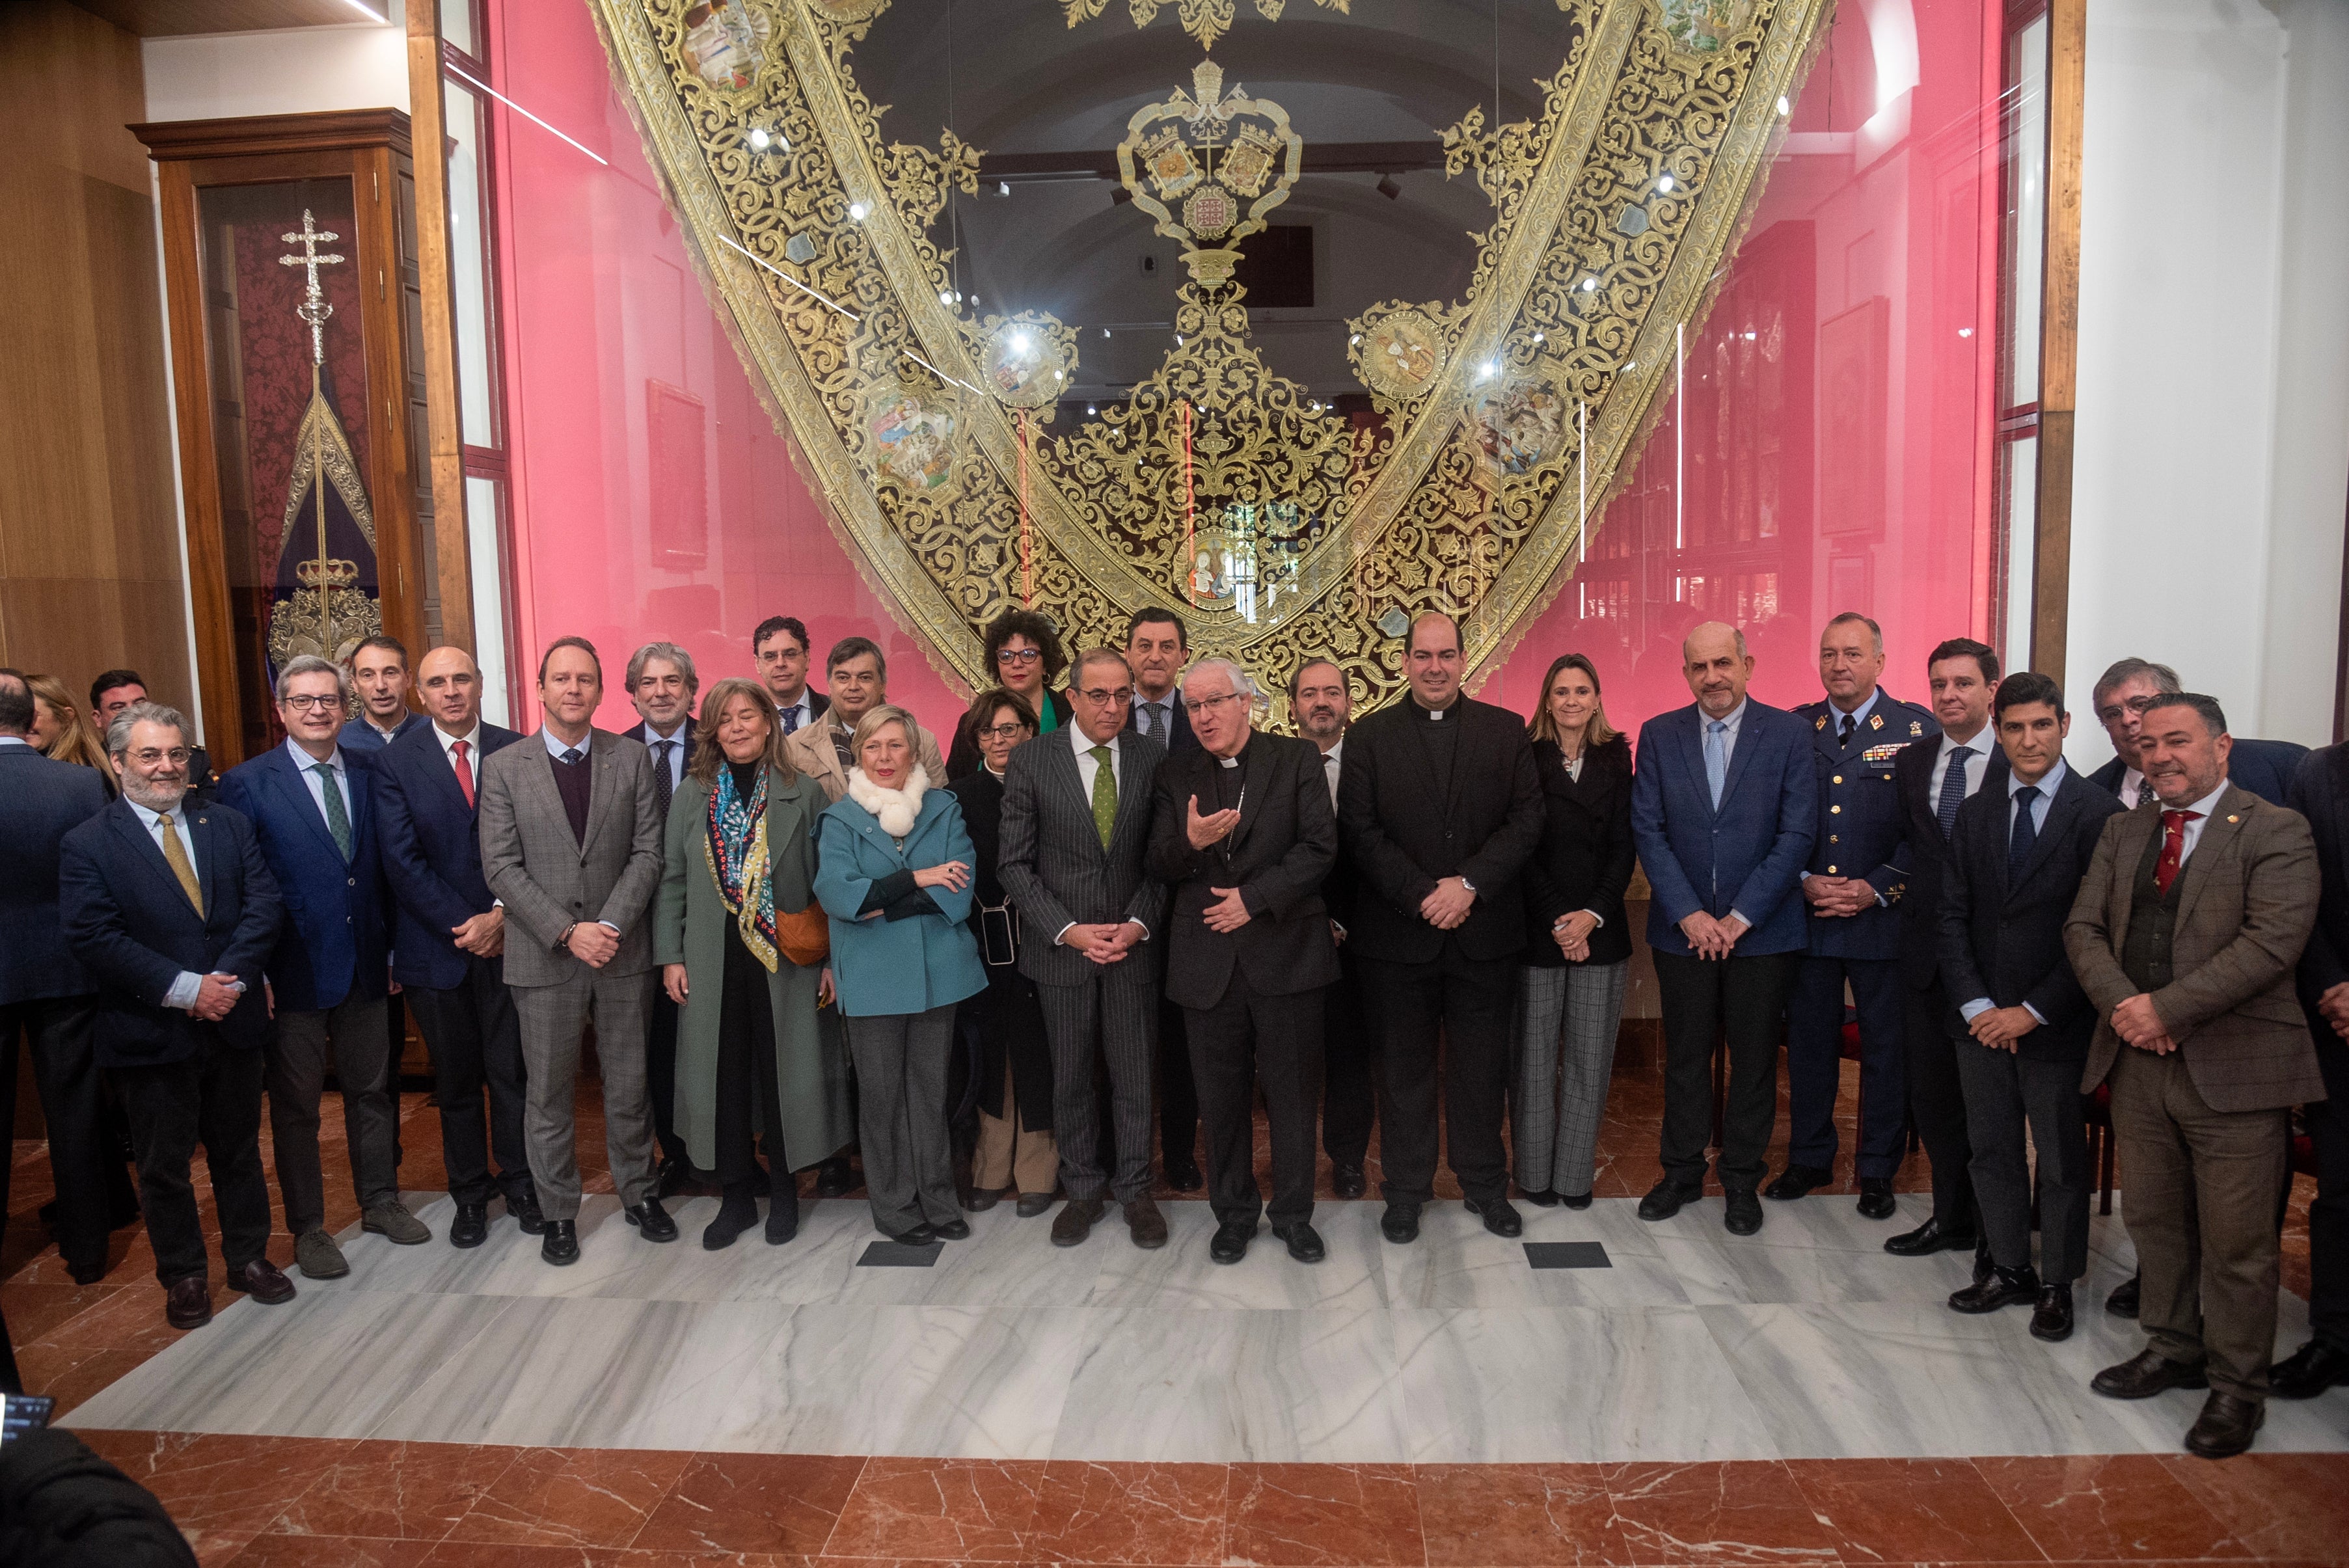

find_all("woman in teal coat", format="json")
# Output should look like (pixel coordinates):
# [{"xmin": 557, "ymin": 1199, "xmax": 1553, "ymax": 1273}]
[
  {"xmin": 654, "ymin": 678, "xmax": 853, "ymax": 1250},
  {"xmin": 813, "ymin": 703, "xmax": 988, "ymax": 1244}
]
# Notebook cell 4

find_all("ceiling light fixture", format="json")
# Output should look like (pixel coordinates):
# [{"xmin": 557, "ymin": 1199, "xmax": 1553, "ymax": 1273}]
[
  {"xmin": 848, "ymin": 200, "xmax": 869, "ymax": 221},
  {"xmin": 748, "ymin": 127, "xmax": 772, "ymax": 151},
  {"xmin": 1657, "ymin": 173, "xmax": 1675, "ymax": 193},
  {"xmin": 998, "ymin": 180, "xmax": 1010, "ymax": 196},
  {"xmin": 1376, "ymin": 173, "xmax": 1402, "ymax": 200},
  {"xmin": 1778, "ymin": 95, "xmax": 1793, "ymax": 116}
]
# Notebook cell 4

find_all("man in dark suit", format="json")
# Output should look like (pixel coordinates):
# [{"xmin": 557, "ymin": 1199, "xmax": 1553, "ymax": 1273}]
[
  {"xmin": 217, "ymin": 655, "xmax": 424, "ymax": 1280},
  {"xmin": 1294, "ymin": 657, "xmax": 1374, "ymax": 1198},
  {"xmin": 0, "ymin": 670, "xmax": 131, "ymax": 1284},
  {"xmin": 91, "ymin": 669, "xmax": 213, "ymax": 803},
  {"xmin": 2066, "ymin": 692, "xmax": 2322, "ymax": 1458},
  {"xmin": 1886, "ymin": 637, "xmax": 2008, "ymax": 1266},
  {"xmin": 1122, "ymin": 608, "xmax": 1201, "ymax": 1191},
  {"xmin": 1629, "ymin": 620, "xmax": 1817, "ymax": 1236},
  {"xmin": 2274, "ymin": 742, "xmax": 2349, "ymax": 1398},
  {"xmin": 626, "ymin": 640, "xmax": 699, "ymax": 1192},
  {"xmin": 338, "ymin": 634, "xmax": 427, "ymax": 754},
  {"xmin": 374, "ymin": 646, "xmax": 537, "ymax": 1249},
  {"xmin": 1779, "ymin": 613, "xmax": 1938, "ymax": 1219},
  {"xmin": 2086, "ymin": 656, "xmax": 2307, "ymax": 807},
  {"xmin": 752, "ymin": 614, "xmax": 830, "ymax": 737},
  {"xmin": 60, "ymin": 701, "xmax": 295, "ymax": 1331},
  {"xmin": 999, "ymin": 647, "xmax": 1171, "ymax": 1249},
  {"xmin": 1337, "ymin": 612, "xmax": 1543, "ymax": 1243},
  {"xmin": 1937, "ymin": 672, "xmax": 2126, "ymax": 1342},
  {"xmin": 1147, "ymin": 658, "xmax": 1340, "ymax": 1264}
]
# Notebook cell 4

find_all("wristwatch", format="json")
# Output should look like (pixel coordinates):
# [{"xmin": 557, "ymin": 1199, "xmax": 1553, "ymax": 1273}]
[
  {"xmin": 1460, "ymin": 878, "xmax": 1478, "ymax": 894},
  {"xmin": 557, "ymin": 921, "xmax": 580, "ymax": 952}
]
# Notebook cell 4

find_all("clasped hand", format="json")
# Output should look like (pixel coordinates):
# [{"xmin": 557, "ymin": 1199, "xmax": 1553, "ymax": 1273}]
[
  {"xmin": 1801, "ymin": 874, "xmax": 1875, "ymax": 919},
  {"xmin": 1066, "ymin": 920, "xmax": 1145, "ymax": 965},
  {"xmin": 2111, "ymin": 992, "xmax": 2177, "ymax": 1054},
  {"xmin": 1551, "ymin": 910, "xmax": 1598, "ymax": 962},
  {"xmin": 191, "ymin": 972, "xmax": 241, "ymax": 1021},
  {"xmin": 452, "ymin": 907, "xmax": 504, "ymax": 957},
  {"xmin": 565, "ymin": 922, "xmax": 620, "ymax": 968},
  {"xmin": 1968, "ymin": 1005, "xmax": 2038, "ymax": 1053},
  {"xmin": 1677, "ymin": 910, "xmax": 1748, "ymax": 960},
  {"xmin": 1419, "ymin": 875, "xmax": 1474, "ymax": 930},
  {"xmin": 2319, "ymin": 981, "xmax": 2349, "ymax": 1042}
]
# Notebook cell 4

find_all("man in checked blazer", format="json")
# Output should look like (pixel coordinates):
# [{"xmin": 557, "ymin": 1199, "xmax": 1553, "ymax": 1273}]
[
  {"xmin": 2065, "ymin": 691, "xmax": 2322, "ymax": 1459},
  {"xmin": 478, "ymin": 636, "xmax": 674, "ymax": 1265},
  {"xmin": 998, "ymin": 646, "xmax": 1171, "ymax": 1249}
]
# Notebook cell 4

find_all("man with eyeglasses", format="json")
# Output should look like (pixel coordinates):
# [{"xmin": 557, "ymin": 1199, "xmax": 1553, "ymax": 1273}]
[
  {"xmin": 752, "ymin": 615, "xmax": 828, "ymax": 736},
  {"xmin": 219, "ymin": 655, "xmax": 426, "ymax": 1279},
  {"xmin": 999, "ymin": 648, "xmax": 1172, "ymax": 1249}
]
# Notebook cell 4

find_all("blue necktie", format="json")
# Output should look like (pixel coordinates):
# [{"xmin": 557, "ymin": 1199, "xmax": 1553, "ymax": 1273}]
[
  {"xmin": 1704, "ymin": 719, "xmax": 1729, "ymax": 809},
  {"xmin": 1936, "ymin": 746, "xmax": 1970, "ymax": 840},
  {"xmin": 2007, "ymin": 784, "xmax": 2040, "ymax": 882}
]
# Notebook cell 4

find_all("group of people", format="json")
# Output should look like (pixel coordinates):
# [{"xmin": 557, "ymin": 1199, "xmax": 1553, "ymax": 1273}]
[{"xmin": 4, "ymin": 601, "xmax": 2347, "ymax": 1462}]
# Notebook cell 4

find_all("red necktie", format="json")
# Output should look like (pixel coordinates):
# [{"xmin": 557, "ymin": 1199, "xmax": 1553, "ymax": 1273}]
[
  {"xmin": 2154, "ymin": 808, "xmax": 2200, "ymax": 897},
  {"xmin": 452, "ymin": 739, "xmax": 475, "ymax": 808}
]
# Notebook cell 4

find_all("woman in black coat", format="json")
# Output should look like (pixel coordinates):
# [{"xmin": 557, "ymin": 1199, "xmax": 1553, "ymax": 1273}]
[
  {"xmin": 945, "ymin": 688, "xmax": 1059, "ymax": 1214},
  {"xmin": 1512, "ymin": 653, "xmax": 1635, "ymax": 1208}
]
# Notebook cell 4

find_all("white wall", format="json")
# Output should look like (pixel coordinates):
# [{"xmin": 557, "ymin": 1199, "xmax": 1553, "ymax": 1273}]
[
  {"xmin": 141, "ymin": 13, "xmax": 408, "ymax": 124},
  {"xmin": 2070, "ymin": 0, "xmax": 2349, "ymax": 763}
]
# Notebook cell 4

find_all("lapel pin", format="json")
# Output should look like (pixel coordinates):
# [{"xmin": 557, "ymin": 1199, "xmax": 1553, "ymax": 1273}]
[
  {"xmin": 1869, "ymin": 714, "xmax": 1884, "ymax": 731},
  {"xmin": 1815, "ymin": 714, "xmax": 1826, "ymax": 730},
  {"xmin": 2227, "ymin": 814, "xmax": 2240, "ymax": 823},
  {"xmin": 1908, "ymin": 720, "xmax": 1923, "ymax": 736}
]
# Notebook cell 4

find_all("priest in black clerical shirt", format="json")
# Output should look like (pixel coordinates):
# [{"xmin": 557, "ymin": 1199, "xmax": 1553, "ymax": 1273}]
[
  {"xmin": 1335, "ymin": 612, "xmax": 1545, "ymax": 1244},
  {"xmin": 1146, "ymin": 658, "xmax": 1340, "ymax": 1265}
]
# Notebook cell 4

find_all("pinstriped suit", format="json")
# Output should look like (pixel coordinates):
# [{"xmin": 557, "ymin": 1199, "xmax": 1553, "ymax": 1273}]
[{"xmin": 997, "ymin": 725, "xmax": 1170, "ymax": 1203}]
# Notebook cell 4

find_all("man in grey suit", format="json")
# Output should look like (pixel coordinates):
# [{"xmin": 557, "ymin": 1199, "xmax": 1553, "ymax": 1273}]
[
  {"xmin": 998, "ymin": 647, "xmax": 1172, "ymax": 1249},
  {"xmin": 478, "ymin": 636, "xmax": 675, "ymax": 1265}
]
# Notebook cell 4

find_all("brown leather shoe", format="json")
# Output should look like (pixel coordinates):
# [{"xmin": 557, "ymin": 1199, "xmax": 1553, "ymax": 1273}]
[
  {"xmin": 164, "ymin": 1275, "xmax": 212, "ymax": 1331},
  {"xmin": 2091, "ymin": 1347, "xmax": 2210, "ymax": 1399},
  {"xmin": 1123, "ymin": 1196, "xmax": 1169, "ymax": 1249},
  {"xmin": 226, "ymin": 1258, "xmax": 296, "ymax": 1304},
  {"xmin": 1052, "ymin": 1197, "xmax": 1105, "ymax": 1247},
  {"xmin": 2184, "ymin": 1390, "xmax": 2266, "ymax": 1459}
]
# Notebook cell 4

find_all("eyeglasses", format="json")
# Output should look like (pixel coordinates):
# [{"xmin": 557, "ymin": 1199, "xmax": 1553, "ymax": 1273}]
[
  {"xmin": 128, "ymin": 748, "xmax": 193, "ymax": 767},
  {"xmin": 281, "ymin": 694, "xmax": 346, "ymax": 714},
  {"xmin": 977, "ymin": 722, "xmax": 1031, "ymax": 740},
  {"xmin": 996, "ymin": 647, "xmax": 1044, "ymax": 666},
  {"xmin": 2094, "ymin": 694, "xmax": 2164, "ymax": 722},
  {"xmin": 1073, "ymin": 686, "xmax": 1134, "ymax": 707},
  {"xmin": 1182, "ymin": 690, "xmax": 1251, "ymax": 718}
]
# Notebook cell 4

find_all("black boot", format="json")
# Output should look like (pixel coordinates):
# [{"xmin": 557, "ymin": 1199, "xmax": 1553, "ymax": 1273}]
[
  {"xmin": 766, "ymin": 1166, "xmax": 801, "ymax": 1245},
  {"xmin": 703, "ymin": 1181, "xmax": 759, "ymax": 1250}
]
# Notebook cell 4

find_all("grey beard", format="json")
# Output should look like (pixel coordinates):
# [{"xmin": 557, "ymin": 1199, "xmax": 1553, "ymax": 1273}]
[{"xmin": 121, "ymin": 778, "xmax": 187, "ymax": 814}]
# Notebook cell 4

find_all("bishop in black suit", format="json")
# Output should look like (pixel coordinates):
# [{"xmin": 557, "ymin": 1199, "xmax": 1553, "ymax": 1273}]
[{"xmin": 1145, "ymin": 660, "xmax": 1340, "ymax": 1263}]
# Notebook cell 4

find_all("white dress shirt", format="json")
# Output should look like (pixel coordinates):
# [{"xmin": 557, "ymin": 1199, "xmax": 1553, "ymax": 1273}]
[
  {"xmin": 2165, "ymin": 779, "xmax": 2231, "ymax": 863},
  {"xmin": 2116, "ymin": 765, "xmax": 2149, "ymax": 809},
  {"xmin": 1931, "ymin": 727, "xmax": 1995, "ymax": 807},
  {"xmin": 435, "ymin": 722, "xmax": 482, "ymax": 778},
  {"xmin": 1318, "ymin": 735, "xmax": 1344, "ymax": 809},
  {"xmin": 126, "ymin": 796, "xmax": 234, "ymax": 1012},
  {"xmin": 541, "ymin": 727, "xmax": 592, "ymax": 762},
  {"xmin": 0, "ymin": 735, "xmax": 29, "ymax": 750},
  {"xmin": 286, "ymin": 737, "xmax": 352, "ymax": 830},
  {"xmin": 1957, "ymin": 759, "xmax": 2069, "ymax": 1025},
  {"xmin": 776, "ymin": 690, "xmax": 816, "ymax": 735},
  {"xmin": 1057, "ymin": 727, "xmax": 1146, "ymax": 946}
]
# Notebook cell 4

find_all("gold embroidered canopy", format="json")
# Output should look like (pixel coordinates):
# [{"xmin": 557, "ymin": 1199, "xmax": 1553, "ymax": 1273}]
[{"xmin": 590, "ymin": 0, "xmax": 1828, "ymax": 715}]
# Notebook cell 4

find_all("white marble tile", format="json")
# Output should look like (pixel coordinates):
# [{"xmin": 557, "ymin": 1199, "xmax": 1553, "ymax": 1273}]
[
  {"xmin": 62, "ymin": 1291, "xmax": 519, "ymax": 1439},
  {"xmin": 1086, "ymin": 1200, "xmax": 1387, "ymax": 1310},
  {"xmin": 1658, "ymin": 1228, "xmax": 1980, "ymax": 1308},
  {"xmin": 1050, "ymin": 1306, "xmax": 1407, "ymax": 1463},
  {"xmin": 702, "ymin": 1304, "xmax": 1089, "ymax": 1458},
  {"xmin": 828, "ymin": 1204, "xmax": 1109, "ymax": 1308},
  {"xmin": 1381, "ymin": 1202, "xmax": 1690, "ymax": 1308},
  {"xmin": 1391, "ymin": 1304, "xmax": 1779, "ymax": 1462}
]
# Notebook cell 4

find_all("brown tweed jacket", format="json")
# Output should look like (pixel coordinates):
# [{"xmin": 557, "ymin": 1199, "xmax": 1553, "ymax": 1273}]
[{"xmin": 2064, "ymin": 781, "xmax": 2324, "ymax": 1112}]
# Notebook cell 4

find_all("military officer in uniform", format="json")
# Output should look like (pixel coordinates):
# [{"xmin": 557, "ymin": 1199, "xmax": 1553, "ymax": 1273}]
[{"xmin": 1771, "ymin": 612, "xmax": 1940, "ymax": 1218}]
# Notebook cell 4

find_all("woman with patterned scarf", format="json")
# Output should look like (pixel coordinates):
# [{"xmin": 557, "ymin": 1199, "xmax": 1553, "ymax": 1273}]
[{"xmin": 654, "ymin": 678, "xmax": 851, "ymax": 1249}]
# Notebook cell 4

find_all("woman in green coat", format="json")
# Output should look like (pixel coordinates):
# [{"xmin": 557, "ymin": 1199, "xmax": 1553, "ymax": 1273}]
[{"xmin": 654, "ymin": 677, "xmax": 853, "ymax": 1249}]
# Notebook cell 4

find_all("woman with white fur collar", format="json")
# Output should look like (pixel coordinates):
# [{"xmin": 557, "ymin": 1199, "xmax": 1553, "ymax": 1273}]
[{"xmin": 813, "ymin": 704, "xmax": 990, "ymax": 1244}]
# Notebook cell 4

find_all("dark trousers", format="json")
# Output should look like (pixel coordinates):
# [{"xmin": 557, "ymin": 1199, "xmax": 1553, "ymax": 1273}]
[
  {"xmin": 405, "ymin": 958, "xmax": 531, "ymax": 1209},
  {"xmin": 1320, "ymin": 947, "xmax": 1375, "ymax": 1169},
  {"xmin": 1654, "ymin": 949, "xmax": 1798, "ymax": 1191},
  {"xmin": 1187, "ymin": 977, "xmax": 1322, "ymax": 1228},
  {"xmin": 2306, "ymin": 1035, "xmax": 2349, "ymax": 1349},
  {"xmin": 649, "ymin": 990, "xmax": 688, "ymax": 1169},
  {"xmin": 265, "ymin": 993, "xmax": 397, "ymax": 1233},
  {"xmin": 0, "ymin": 996, "xmax": 135, "ymax": 1273},
  {"xmin": 385, "ymin": 989, "xmax": 409, "ymax": 1165},
  {"xmin": 1956, "ymin": 1039, "xmax": 2089, "ymax": 1281},
  {"xmin": 713, "ymin": 926, "xmax": 789, "ymax": 1198},
  {"xmin": 1786, "ymin": 954, "xmax": 1907, "ymax": 1178},
  {"xmin": 1357, "ymin": 941, "xmax": 1515, "ymax": 1207},
  {"xmin": 1042, "ymin": 973, "xmax": 1158, "ymax": 1204},
  {"xmin": 1903, "ymin": 978, "xmax": 1977, "ymax": 1232},
  {"xmin": 1157, "ymin": 996, "xmax": 1198, "ymax": 1170},
  {"xmin": 115, "ymin": 1042, "xmax": 273, "ymax": 1287}
]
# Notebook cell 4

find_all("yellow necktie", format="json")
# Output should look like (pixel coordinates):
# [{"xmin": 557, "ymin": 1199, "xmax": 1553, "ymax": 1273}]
[{"xmin": 157, "ymin": 811, "xmax": 202, "ymax": 913}]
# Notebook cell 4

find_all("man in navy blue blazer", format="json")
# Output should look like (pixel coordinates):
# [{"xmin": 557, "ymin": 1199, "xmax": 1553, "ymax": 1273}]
[
  {"xmin": 1780, "ymin": 614, "xmax": 1940, "ymax": 1220},
  {"xmin": 2087, "ymin": 656, "xmax": 2307, "ymax": 809},
  {"xmin": 60, "ymin": 701, "xmax": 295, "ymax": 1331},
  {"xmin": 0, "ymin": 671, "xmax": 131, "ymax": 1285},
  {"xmin": 217, "ymin": 655, "xmax": 425, "ymax": 1281},
  {"xmin": 1629, "ymin": 621, "xmax": 1819, "ymax": 1236},
  {"xmin": 375, "ymin": 646, "xmax": 537, "ymax": 1249},
  {"xmin": 337, "ymin": 634, "xmax": 429, "ymax": 755}
]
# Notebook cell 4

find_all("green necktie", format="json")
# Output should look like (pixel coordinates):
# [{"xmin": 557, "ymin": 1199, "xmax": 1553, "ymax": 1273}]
[
  {"xmin": 1088, "ymin": 744, "xmax": 1117, "ymax": 850},
  {"xmin": 312, "ymin": 763, "xmax": 353, "ymax": 860}
]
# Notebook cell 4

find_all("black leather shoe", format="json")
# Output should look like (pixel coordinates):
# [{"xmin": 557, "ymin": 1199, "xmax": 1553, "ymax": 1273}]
[
  {"xmin": 815, "ymin": 1157, "xmax": 856, "ymax": 1198},
  {"xmin": 2107, "ymin": 1271, "xmax": 2141, "ymax": 1319},
  {"xmin": 1163, "ymin": 1159, "xmax": 1204, "ymax": 1192},
  {"xmin": 625, "ymin": 1198, "xmax": 679, "ymax": 1243},
  {"xmin": 934, "ymin": 1217, "xmax": 971, "ymax": 1241},
  {"xmin": 164, "ymin": 1275, "xmax": 212, "ymax": 1330},
  {"xmin": 1381, "ymin": 1204, "xmax": 1421, "ymax": 1244},
  {"xmin": 1463, "ymin": 1196, "xmax": 1523, "ymax": 1237},
  {"xmin": 2031, "ymin": 1283, "xmax": 2074, "ymax": 1342},
  {"xmin": 1950, "ymin": 1263, "xmax": 2041, "ymax": 1313},
  {"xmin": 2091, "ymin": 1348, "xmax": 2209, "ymax": 1399},
  {"xmin": 1210, "ymin": 1220, "xmax": 1255, "ymax": 1264},
  {"xmin": 1763, "ymin": 1163, "xmax": 1832, "ymax": 1201},
  {"xmin": 1560, "ymin": 1191, "xmax": 1593, "ymax": 1210},
  {"xmin": 2269, "ymin": 1338, "xmax": 2349, "ymax": 1400},
  {"xmin": 2185, "ymin": 1391, "xmax": 2266, "ymax": 1459},
  {"xmin": 1520, "ymin": 1187, "xmax": 1561, "ymax": 1208},
  {"xmin": 450, "ymin": 1202, "xmax": 489, "ymax": 1249},
  {"xmin": 1052, "ymin": 1198, "xmax": 1106, "ymax": 1247},
  {"xmin": 226, "ymin": 1258, "xmax": 296, "ymax": 1304},
  {"xmin": 1856, "ymin": 1178, "xmax": 1897, "ymax": 1220},
  {"xmin": 509, "ymin": 1187, "xmax": 548, "ymax": 1236},
  {"xmin": 541, "ymin": 1219, "xmax": 580, "ymax": 1265},
  {"xmin": 962, "ymin": 1187, "xmax": 999, "ymax": 1212},
  {"xmin": 1638, "ymin": 1179, "xmax": 1700, "ymax": 1222},
  {"xmin": 1884, "ymin": 1215, "xmax": 1978, "ymax": 1257},
  {"xmin": 1331, "ymin": 1163, "xmax": 1366, "ymax": 1200},
  {"xmin": 1724, "ymin": 1188, "xmax": 1763, "ymax": 1236},
  {"xmin": 1274, "ymin": 1221, "xmax": 1326, "ymax": 1263},
  {"xmin": 891, "ymin": 1222, "xmax": 938, "ymax": 1246},
  {"xmin": 1015, "ymin": 1191, "xmax": 1055, "ymax": 1218},
  {"xmin": 66, "ymin": 1258, "xmax": 106, "ymax": 1286}
]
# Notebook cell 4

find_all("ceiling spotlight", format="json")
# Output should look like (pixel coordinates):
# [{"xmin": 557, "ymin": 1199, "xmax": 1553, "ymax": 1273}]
[
  {"xmin": 970, "ymin": 295, "xmax": 980, "ymax": 305},
  {"xmin": 1777, "ymin": 94, "xmax": 1792, "ymax": 116},
  {"xmin": 1480, "ymin": 360, "xmax": 1499, "ymax": 381},
  {"xmin": 1657, "ymin": 173, "xmax": 1675, "ymax": 193},
  {"xmin": 998, "ymin": 180, "xmax": 1010, "ymax": 196},
  {"xmin": 1087, "ymin": 404, "xmax": 1098, "ymax": 416},
  {"xmin": 848, "ymin": 200, "xmax": 869, "ymax": 221},
  {"xmin": 748, "ymin": 126, "xmax": 772, "ymax": 150},
  {"xmin": 1055, "ymin": 369, "xmax": 1065, "ymax": 380},
  {"xmin": 1581, "ymin": 275, "xmax": 1599, "ymax": 292},
  {"xmin": 1102, "ymin": 328, "xmax": 1111, "ymax": 338},
  {"xmin": 1376, "ymin": 172, "xmax": 1402, "ymax": 200},
  {"xmin": 940, "ymin": 289, "xmax": 958, "ymax": 306},
  {"xmin": 1532, "ymin": 332, "xmax": 1545, "ymax": 344},
  {"xmin": 1174, "ymin": 333, "xmax": 1184, "ymax": 345},
  {"xmin": 1349, "ymin": 332, "xmax": 1361, "ymax": 345},
  {"xmin": 1959, "ymin": 327, "xmax": 1975, "ymax": 338},
  {"xmin": 1743, "ymin": 330, "xmax": 1755, "ymax": 340},
  {"xmin": 1011, "ymin": 332, "xmax": 1031, "ymax": 353}
]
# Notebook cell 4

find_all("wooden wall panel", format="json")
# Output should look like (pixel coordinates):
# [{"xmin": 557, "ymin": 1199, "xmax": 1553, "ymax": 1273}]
[{"xmin": 0, "ymin": 1, "xmax": 191, "ymax": 715}]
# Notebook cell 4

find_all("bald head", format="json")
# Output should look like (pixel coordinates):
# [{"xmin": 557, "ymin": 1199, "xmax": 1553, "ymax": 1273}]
[
  {"xmin": 1682, "ymin": 620, "xmax": 1753, "ymax": 718},
  {"xmin": 415, "ymin": 645, "xmax": 485, "ymax": 736}
]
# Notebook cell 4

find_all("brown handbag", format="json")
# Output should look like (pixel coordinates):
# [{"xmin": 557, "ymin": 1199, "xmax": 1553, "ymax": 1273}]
[{"xmin": 774, "ymin": 902, "xmax": 830, "ymax": 967}]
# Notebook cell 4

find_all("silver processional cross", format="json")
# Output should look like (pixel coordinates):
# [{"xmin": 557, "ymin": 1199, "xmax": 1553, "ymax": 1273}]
[{"xmin": 278, "ymin": 209, "xmax": 346, "ymax": 366}]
